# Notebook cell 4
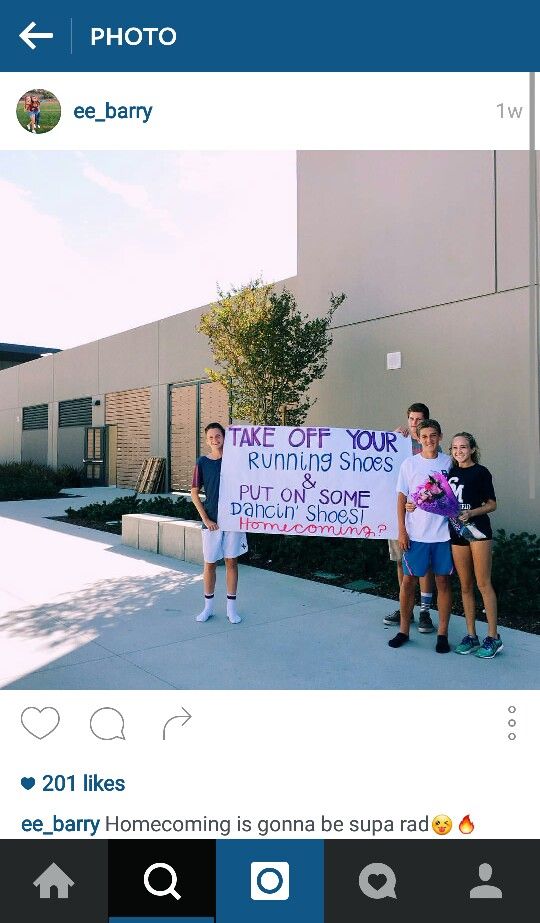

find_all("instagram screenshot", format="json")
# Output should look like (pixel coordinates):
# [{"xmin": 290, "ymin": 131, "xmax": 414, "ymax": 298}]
[{"xmin": 0, "ymin": 4, "xmax": 538, "ymax": 920}]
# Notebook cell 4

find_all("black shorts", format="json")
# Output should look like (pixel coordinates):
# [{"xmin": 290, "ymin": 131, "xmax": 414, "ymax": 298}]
[{"xmin": 450, "ymin": 534, "xmax": 492, "ymax": 547}]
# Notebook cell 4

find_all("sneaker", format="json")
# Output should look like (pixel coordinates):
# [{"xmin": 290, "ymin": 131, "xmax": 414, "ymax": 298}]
[
  {"xmin": 475, "ymin": 635, "xmax": 504, "ymax": 659},
  {"xmin": 454, "ymin": 634, "xmax": 480, "ymax": 655},
  {"xmin": 383, "ymin": 609, "xmax": 414, "ymax": 626},
  {"xmin": 418, "ymin": 609, "xmax": 435, "ymax": 633}
]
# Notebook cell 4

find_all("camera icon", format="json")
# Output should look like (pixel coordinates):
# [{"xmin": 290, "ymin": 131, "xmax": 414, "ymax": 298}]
[{"xmin": 250, "ymin": 861, "xmax": 290, "ymax": 901}]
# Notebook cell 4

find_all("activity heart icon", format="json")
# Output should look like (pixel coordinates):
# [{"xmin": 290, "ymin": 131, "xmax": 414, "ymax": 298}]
[
  {"xmin": 21, "ymin": 777, "xmax": 36, "ymax": 790},
  {"xmin": 369, "ymin": 874, "xmax": 387, "ymax": 891},
  {"xmin": 21, "ymin": 707, "xmax": 60, "ymax": 739}
]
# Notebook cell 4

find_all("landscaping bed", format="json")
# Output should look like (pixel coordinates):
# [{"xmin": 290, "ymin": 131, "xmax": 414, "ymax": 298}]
[
  {"xmin": 57, "ymin": 493, "xmax": 540, "ymax": 635},
  {"xmin": 0, "ymin": 461, "xmax": 85, "ymax": 501}
]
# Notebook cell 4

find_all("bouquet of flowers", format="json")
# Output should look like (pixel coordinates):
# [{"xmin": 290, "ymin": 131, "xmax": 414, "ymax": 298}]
[{"xmin": 411, "ymin": 473, "xmax": 486, "ymax": 541}]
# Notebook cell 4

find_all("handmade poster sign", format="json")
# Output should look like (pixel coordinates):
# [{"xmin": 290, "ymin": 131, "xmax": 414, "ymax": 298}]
[{"xmin": 218, "ymin": 426, "xmax": 411, "ymax": 539}]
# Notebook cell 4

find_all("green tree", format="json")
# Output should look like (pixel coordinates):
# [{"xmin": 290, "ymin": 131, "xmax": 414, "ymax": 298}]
[{"xmin": 198, "ymin": 280, "xmax": 345, "ymax": 425}]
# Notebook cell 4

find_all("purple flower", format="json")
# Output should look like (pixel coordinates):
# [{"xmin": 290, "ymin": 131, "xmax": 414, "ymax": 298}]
[{"xmin": 411, "ymin": 473, "xmax": 460, "ymax": 518}]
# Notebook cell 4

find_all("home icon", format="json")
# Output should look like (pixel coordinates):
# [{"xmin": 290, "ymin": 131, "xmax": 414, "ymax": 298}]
[{"xmin": 33, "ymin": 862, "xmax": 75, "ymax": 899}]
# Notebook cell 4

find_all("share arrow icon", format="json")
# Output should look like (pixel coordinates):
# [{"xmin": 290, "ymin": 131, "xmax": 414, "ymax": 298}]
[{"xmin": 19, "ymin": 22, "xmax": 54, "ymax": 50}]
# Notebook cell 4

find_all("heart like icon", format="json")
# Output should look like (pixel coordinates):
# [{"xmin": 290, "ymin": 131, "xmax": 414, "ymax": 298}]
[
  {"xmin": 21, "ymin": 707, "xmax": 60, "ymax": 739},
  {"xmin": 21, "ymin": 777, "xmax": 36, "ymax": 790}
]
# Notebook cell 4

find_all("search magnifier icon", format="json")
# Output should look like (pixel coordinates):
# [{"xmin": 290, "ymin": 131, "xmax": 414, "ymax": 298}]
[{"xmin": 143, "ymin": 862, "xmax": 181, "ymax": 900}]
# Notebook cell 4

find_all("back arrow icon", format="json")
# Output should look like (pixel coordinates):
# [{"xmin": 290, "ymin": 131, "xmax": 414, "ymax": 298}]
[{"xmin": 19, "ymin": 22, "xmax": 54, "ymax": 50}]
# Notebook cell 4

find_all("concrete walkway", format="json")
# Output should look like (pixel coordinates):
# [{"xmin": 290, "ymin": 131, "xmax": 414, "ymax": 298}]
[{"xmin": 0, "ymin": 489, "xmax": 538, "ymax": 690}]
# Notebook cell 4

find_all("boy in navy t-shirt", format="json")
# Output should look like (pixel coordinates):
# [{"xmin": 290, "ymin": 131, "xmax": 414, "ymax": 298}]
[{"xmin": 190, "ymin": 422, "xmax": 248, "ymax": 623}]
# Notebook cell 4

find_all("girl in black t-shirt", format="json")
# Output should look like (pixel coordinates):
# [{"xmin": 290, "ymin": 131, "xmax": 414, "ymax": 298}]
[{"xmin": 448, "ymin": 433, "xmax": 502, "ymax": 659}]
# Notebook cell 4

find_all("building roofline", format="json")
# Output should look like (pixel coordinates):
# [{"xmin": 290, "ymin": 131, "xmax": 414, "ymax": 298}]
[{"xmin": 0, "ymin": 343, "xmax": 61, "ymax": 355}]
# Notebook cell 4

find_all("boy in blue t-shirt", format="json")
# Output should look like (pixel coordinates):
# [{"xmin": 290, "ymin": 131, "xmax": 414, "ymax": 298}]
[{"xmin": 190, "ymin": 422, "xmax": 248, "ymax": 623}]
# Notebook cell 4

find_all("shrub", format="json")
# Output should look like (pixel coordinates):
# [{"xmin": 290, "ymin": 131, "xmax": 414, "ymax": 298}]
[
  {"xmin": 55, "ymin": 465, "xmax": 86, "ymax": 488},
  {"xmin": 0, "ymin": 461, "xmax": 60, "ymax": 500},
  {"xmin": 491, "ymin": 529, "xmax": 540, "ymax": 614},
  {"xmin": 244, "ymin": 531, "xmax": 395, "ymax": 587},
  {"xmin": 65, "ymin": 493, "xmax": 197, "ymax": 524}
]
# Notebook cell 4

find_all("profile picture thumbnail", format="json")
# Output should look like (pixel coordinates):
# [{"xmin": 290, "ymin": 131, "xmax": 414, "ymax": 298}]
[{"xmin": 16, "ymin": 89, "xmax": 61, "ymax": 135}]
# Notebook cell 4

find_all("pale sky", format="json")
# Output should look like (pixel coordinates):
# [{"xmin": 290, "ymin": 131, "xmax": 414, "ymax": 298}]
[{"xmin": 0, "ymin": 151, "xmax": 297, "ymax": 349}]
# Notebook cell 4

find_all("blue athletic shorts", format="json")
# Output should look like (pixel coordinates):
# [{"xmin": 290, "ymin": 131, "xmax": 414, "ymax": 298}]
[{"xmin": 402, "ymin": 540, "xmax": 454, "ymax": 577}]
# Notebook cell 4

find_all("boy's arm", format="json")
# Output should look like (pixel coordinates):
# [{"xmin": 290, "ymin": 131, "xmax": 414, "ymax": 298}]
[
  {"xmin": 190, "ymin": 486, "xmax": 219, "ymax": 530},
  {"xmin": 397, "ymin": 491, "xmax": 410, "ymax": 550},
  {"xmin": 191, "ymin": 462, "xmax": 215, "ymax": 529},
  {"xmin": 190, "ymin": 463, "xmax": 220, "ymax": 531}
]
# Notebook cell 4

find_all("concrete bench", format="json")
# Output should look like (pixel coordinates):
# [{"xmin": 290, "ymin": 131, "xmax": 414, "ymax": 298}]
[{"xmin": 121, "ymin": 514, "xmax": 204, "ymax": 565}]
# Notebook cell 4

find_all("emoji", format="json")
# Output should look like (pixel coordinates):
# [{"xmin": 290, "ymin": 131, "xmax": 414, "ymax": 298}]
[
  {"xmin": 459, "ymin": 815, "xmax": 474, "ymax": 834},
  {"xmin": 432, "ymin": 814, "xmax": 452, "ymax": 835}
]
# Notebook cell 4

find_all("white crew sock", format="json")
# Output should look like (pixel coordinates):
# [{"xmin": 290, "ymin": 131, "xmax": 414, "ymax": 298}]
[
  {"xmin": 196, "ymin": 594, "xmax": 214, "ymax": 622},
  {"xmin": 227, "ymin": 595, "xmax": 242, "ymax": 624}
]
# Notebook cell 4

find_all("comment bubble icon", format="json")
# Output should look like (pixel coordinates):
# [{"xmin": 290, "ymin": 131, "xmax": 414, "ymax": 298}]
[
  {"xmin": 358, "ymin": 862, "xmax": 397, "ymax": 900},
  {"xmin": 90, "ymin": 707, "xmax": 125, "ymax": 741}
]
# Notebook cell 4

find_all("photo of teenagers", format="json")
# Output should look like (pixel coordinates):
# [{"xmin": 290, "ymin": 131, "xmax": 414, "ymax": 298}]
[{"xmin": 0, "ymin": 148, "xmax": 537, "ymax": 692}]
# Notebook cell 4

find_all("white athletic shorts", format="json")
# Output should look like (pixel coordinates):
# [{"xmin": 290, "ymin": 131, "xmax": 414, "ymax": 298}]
[{"xmin": 201, "ymin": 529, "xmax": 249, "ymax": 564}]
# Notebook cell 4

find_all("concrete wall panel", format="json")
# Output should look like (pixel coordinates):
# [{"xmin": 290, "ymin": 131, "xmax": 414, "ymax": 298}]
[
  {"xmin": 157, "ymin": 384, "xmax": 169, "ymax": 474},
  {"xmin": 98, "ymin": 323, "xmax": 159, "ymax": 393},
  {"xmin": 54, "ymin": 341, "xmax": 99, "ymax": 401},
  {"xmin": 309, "ymin": 288, "xmax": 538, "ymax": 532},
  {"xmin": 21, "ymin": 430, "xmax": 48, "ymax": 465},
  {"xmin": 296, "ymin": 151, "xmax": 496, "ymax": 325},
  {"xmin": 0, "ymin": 366, "xmax": 20, "ymax": 411},
  {"xmin": 158, "ymin": 306, "xmax": 214, "ymax": 385},
  {"xmin": 149, "ymin": 386, "xmax": 160, "ymax": 456},
  {"xmin": 18, "ymin": 356, "xmax": 54, "ymax": 406},
  {"xmin": 495, "ymin": 151, "xmax": 529, "ymax": 291},
  {"xmin": 0, "ymin": 409, "xmax": 20, "ymax": 461},
  {"xmin": 57, "ymin": 426, "xmax": 86, "ymax": 468},
  {"xmin": 48, "ymin": 402, "xmax": 58, "ymax": 468}
]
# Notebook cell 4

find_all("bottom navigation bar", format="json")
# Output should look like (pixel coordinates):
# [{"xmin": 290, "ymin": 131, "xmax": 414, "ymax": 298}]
[{"xmin": 0, "ymin": 839, "xmax": 532, "ymax": 921}]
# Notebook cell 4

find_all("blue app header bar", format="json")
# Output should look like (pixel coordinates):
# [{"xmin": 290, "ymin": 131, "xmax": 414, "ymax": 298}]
[{"xmin": 1, "ymin": 0, "xmax": 539, "ymax": 71}]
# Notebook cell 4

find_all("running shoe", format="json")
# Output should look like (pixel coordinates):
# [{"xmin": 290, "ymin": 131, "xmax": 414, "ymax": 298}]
[
  {"xmin": 383, "ymin": 609, "xmax": 414, "ymax": 626},
  {"xmin": 454, "ymin": 634, "xmax": 480, "ymax": 654},
  {"xmin": 475, "ymin": 635, "xmax": 504, "ymax": 659},
  {"xmin": 418, "ymin": 609, "xmax": 435, "ymax": 633}
]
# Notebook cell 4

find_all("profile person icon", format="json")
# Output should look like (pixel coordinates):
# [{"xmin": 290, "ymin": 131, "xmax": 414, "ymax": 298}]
[{"xmin": 469, "ymin": 863, "xmax": 502, "ymax": 899}]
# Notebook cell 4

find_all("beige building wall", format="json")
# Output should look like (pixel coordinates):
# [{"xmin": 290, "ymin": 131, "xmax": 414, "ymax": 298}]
[
  {"xmin": 295, "ymin": 151, "xmax": 499, "ymax": 324},
  {"xmin": 309, "ymin": 288, "xmax": 538, "ymax": 532},
  {"xmin": 54, "ymin": 342, "xmax": 99, "ymax": 401},
  {"xmin": 18, "ymin": 355, "xmax": 54, "ymax": 406},
  {"xmin": 21, "ymin": 430, "xmax": 48, "ymax": 465},
  {"xmin": 57, "ymin": 426, "xmax": 87, "ymax": 468},
  {"xmin": 0, "ymin": 365, "xmax": 20, "ymax": 412},
  {"xmin": 0, "ymin": 409, "xmax": 20, "ymax": 460},
  {"xmin": 298, "ymin": 150, "xmax": 537, "ymax": 533}
]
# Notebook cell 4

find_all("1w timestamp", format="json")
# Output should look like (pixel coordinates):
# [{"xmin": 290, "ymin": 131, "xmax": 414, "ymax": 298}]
[{"xmin": 496, "ymin": 102, "xmax": 524, "ymax": 119}]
